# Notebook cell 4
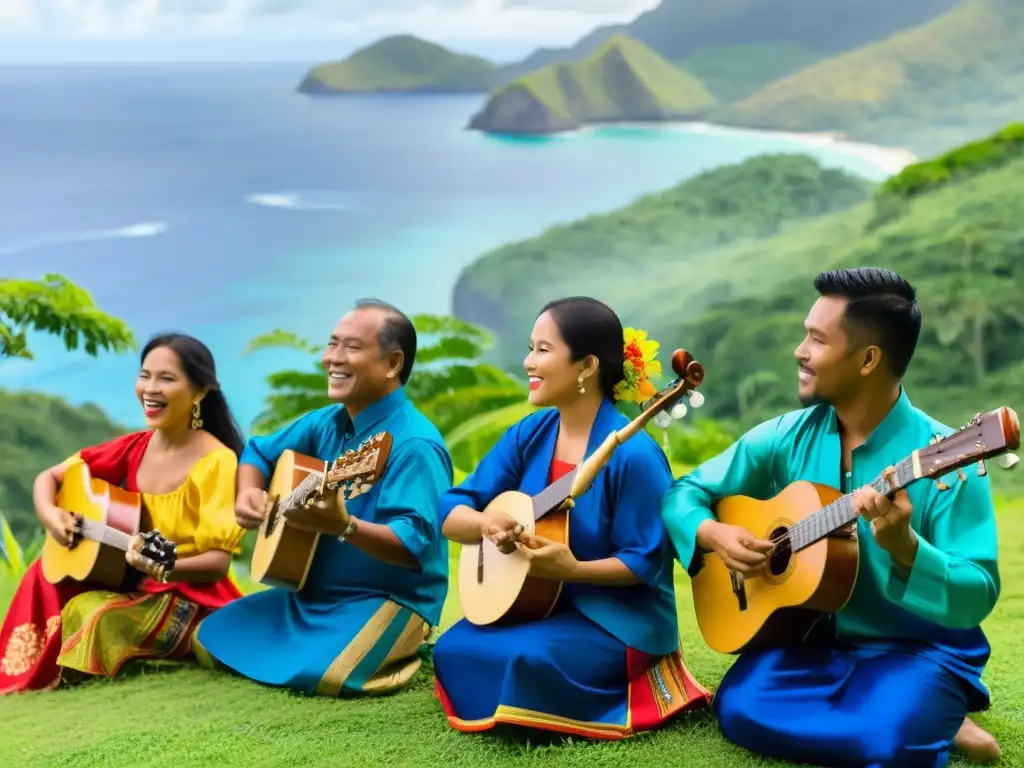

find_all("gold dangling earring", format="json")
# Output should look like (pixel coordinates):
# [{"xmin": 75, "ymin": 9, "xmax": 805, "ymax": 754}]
[
  {"xmin": 191, "ymin": 401, "xmax": 203, "ymax": 430},
  {"xmin": 577, "ymin": 374, "xmax": 586, "ymax": 395}
]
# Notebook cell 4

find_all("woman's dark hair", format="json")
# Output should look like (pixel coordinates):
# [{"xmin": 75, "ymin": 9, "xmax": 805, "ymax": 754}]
[
  {"xmin": 540, "ymin": 296, "xmax": 625, "ymax": 401},
  {"xmin": 141, "ymin": 332, "xmax": 245, "ymax": 457}
]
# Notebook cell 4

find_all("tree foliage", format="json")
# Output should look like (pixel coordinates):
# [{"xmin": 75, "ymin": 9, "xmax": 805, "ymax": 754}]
[{"xmin": 0, "ymin": 273, "xmax": 135, "ymax": 360}]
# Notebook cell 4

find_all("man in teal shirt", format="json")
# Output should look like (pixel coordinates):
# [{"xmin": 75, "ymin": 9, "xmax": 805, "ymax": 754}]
[{"xmin": 662, "ymin": 268, "xmax": 1002, "ymax": 766}]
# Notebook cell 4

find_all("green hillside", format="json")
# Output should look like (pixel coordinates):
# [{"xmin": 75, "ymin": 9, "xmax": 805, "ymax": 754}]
[
  {"xmin": 716, "ymin": 0, "xmax": 1024, "ymax": 154},
  {"xmin": 452, "ymin": 153, "xmax": 875, "ymax": 361},
  {"xmin": 501, "ymin": 0, "xmax": 963, "ymax": 81},
  {"xmin": 469, "ymin": 35, "xmax": 716, "ymax": 134},
  {"xmin": 452, "ymin": 123, "xmax": 1024, "ymax": 486},
  {"xmin": 677, "ymin": 43, "xmax": 822, "ymax": 102},
  {"xmin": 298, "ymin": 35, "xmax": 501, "ymax": 94},
  {"xmin": 0, "ymin": 390, "xmax": 126, "ymax": 541}
]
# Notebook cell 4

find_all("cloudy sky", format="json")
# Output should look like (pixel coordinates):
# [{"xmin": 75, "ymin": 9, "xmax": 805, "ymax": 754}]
[{"xmin": 0, "ymin": 0, "xmax": 660, "ymax": 63}]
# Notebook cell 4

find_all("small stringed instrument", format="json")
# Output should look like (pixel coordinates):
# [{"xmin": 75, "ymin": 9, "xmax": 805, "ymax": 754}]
[
  {"xmin": 250, "ymin": 431, "xmax": 393, "ymax": 591},
  {"xmin": 691, "ymin": 406, "xmax": 1020, "ymax": 655},
  {"xmin": 41, "ymin": 461, "xmax": 177, "ymax": 588},
  {"xmin": 458, "ymin": 348, "xmax": 707, "ymax": 627}
]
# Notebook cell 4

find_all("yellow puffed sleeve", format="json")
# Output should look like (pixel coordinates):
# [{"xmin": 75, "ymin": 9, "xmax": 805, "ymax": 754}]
[{"xmin": 186, "ymin": 447, "xmax": 245, "ymax": 556}]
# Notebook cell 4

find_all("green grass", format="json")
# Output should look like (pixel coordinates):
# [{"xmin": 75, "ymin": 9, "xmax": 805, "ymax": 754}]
[{"xmin": 2, "ymin": 497, "xmax": 1022, "ymax": 767}]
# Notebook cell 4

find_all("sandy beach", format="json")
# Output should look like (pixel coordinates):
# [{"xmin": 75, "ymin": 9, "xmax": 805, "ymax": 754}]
[
  {"xmin": 578, "ymin": 120, "xmax": 920, "ymax": 176},
  {"xmin": 674, "ymin": 122, "xmax": 920, "ymax": 175}
]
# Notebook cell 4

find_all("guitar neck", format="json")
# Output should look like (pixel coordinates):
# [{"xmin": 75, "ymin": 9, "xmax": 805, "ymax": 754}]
[
  {"xmin": 531, "ymin": 468, "xmax": 580, "ymax": 522},
  {"xmin": 791, "ymin": 456, "xmax": 917, "ymax": 552},
  {"xmin": 77, "ymin": 518, "xmax": 134, "ymax": 552},
  {"xmin": 528, "ymin": 372, "xmax": 698, "ymax": 522},
  {"xmin": 530, "ymin": 420, "xmax": 643, "ymax": 522}
]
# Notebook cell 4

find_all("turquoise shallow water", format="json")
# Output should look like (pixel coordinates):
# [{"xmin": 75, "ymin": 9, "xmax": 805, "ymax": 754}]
[{"xmin": 0, "ymin": 63, "xmax": 894, "ymax": 432}]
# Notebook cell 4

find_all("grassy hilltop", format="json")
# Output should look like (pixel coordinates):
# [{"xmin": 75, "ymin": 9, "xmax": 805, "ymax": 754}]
[
  {"xmin": 501, "ymin": 0, "xmax": 964, "ymax": 86},
  {"xmin": 715, "ymin": 0, "xmax": 1024, "ymax": 155},
  {"xmin": 468, "ymin": 35, "xmax": 716, "ymax": 134},
  {"xmin": 298, "ymin": 35, "xmax": 502, "ymax": 95}
]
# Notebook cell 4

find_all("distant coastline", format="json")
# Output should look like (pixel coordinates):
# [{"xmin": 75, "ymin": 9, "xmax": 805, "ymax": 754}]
[{"xmin": 559, "ymin": 120, "xmax": 920, "ymax": 175}]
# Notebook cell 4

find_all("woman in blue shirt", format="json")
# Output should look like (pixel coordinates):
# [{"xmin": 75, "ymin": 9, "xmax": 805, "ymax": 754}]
[{"xmin": 433, "ymin": 296, "xmax": 711, "ymax": 740}]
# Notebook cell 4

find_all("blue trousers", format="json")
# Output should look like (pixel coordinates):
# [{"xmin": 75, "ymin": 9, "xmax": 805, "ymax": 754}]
[{"xmin": 714, "ymin": 643, "xmax": 970, "ymax": 768}]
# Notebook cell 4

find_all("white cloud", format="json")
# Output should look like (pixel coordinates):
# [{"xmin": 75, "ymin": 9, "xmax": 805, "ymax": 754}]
[
  {"xmin": 0, "ymin": 0, "xmax": 659, "ymax": 43},
  {"xmin": 0, "ymin": 0, "xmax": 36, "ymax": 30}
]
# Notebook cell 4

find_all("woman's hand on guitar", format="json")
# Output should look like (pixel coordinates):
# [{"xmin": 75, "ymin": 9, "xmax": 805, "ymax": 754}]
[
  {"xmin": 697, "ymin": 520, "xmax": 774, "ymax": 576},
  {"xmin": 517, "ymin": 533, "xmax": 580, "ymax": 580},
  {"xmin": 42, "ymin": 505, "xmax": 76, "ymax": 547},
  {"xmin": 479, "ymin": 509, "xmax": 520, "ymax": 555},
  {"xmin": 235, "ymin": 487, "xmax": 268, "ymax": 530},
  {"xmin": 125, "ymin": 537, "xmax": 169, "ymax": 583}
]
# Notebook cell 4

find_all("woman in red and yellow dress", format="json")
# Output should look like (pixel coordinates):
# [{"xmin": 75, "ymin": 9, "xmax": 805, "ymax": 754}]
[{"xmin": 0, "ymin": 332, "xmax": 247, "ymax": 694}]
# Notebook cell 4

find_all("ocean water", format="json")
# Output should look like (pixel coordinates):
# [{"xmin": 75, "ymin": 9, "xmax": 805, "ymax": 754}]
[{"xmin": 0, "ymin": 63, "xmax": 895, "ymax": 432}]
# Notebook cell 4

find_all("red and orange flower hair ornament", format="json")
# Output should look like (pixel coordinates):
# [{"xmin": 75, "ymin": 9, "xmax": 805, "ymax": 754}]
[{"xmin": 613, "ymin": 327, "xmax": 663, "ymax": 404}]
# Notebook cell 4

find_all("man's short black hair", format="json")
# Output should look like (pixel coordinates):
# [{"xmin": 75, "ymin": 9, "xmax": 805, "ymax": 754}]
[
  {"xmin": 813, "ymin": 267, "xmax": 921, "ymax": 379},
  {"xmin": 354, "ymin": 298, "xmax": 417, "ymax": 384}
]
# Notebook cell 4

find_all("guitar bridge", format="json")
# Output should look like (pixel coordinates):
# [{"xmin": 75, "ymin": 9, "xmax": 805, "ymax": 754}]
[
  {"xmin": 477, "ymin": 542, "xmax": 484, "ymax": 584},
  {"xmin": 730, "ymin": 569, "xmax": 748, "ymax": 611}
]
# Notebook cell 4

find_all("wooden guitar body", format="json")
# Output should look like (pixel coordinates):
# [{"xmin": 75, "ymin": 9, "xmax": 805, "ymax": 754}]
[
  {"xmin": 250, "ymin": 433, "xmax": 394, "ymax": 591},
  {"xmin": 457, "ymin": 492, "xmax": 569, "ymax": 626},
  {"xmin": 691, "ymin": 481, "xmax": 859, "ymax": 655},
  {"xmin": 250, "ymin": 450, "xmax": 323, "ymax": 591},
  {"xmin": 41, "ymin": 461, "xmax": 143, "ymax": 588}
]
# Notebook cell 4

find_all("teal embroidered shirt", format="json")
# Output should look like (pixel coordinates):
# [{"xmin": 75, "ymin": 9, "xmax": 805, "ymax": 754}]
[{"xmin": 661, "ymin": 388, "xmax": 1001, "ymax": 638}]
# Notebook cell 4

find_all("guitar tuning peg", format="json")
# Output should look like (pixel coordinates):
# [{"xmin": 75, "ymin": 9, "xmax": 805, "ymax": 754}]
[
  {"xmin": 998, "ymin": 453, "xmax": 1020, "ymax": 470},
  {"xmin": 689, "ymin": 391, "xmax": 705, "ymax": 408},
  {"xmin": 935, "ymin": 479, "xmax": 949, "ymax": 491},
  {"xmin": 977, "ymin": 460, "xmax": 987, "ymax": 477},
  {"xmin": 652, "ymin": 411, "xmax": 672, "ymax": 429},
  {"xmin": 670, "ymin": 402, "xmax": 688, "ymax": 420},
  {"xmin": 957, "ymin": 467, "xmax": 967, "ymax": 482}
]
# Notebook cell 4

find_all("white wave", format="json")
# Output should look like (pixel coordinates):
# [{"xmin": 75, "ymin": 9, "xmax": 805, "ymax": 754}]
[
  {"xmin": 244, "ymin": 190, "xmax": 368, "ymax": 212},
  {"xmin": 0, "ymin": 220, "xmax": 169, "ymax": 258}
]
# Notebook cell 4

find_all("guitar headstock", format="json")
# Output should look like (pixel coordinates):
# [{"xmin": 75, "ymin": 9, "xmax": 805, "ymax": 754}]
[
  {"xmin": 639, "ymin": 349, "xmax": 707, "ymax": 429},
  {"xmin": 327, "ymin": 431, "xmax": 394, "ymax": 500},
  {"xmin": 136, "ymin": 529, "xmax": 178, "ymax": 571},
  {"xmin": 915, "ymin": 406, "xmax": 1020, "ymax": 482}
]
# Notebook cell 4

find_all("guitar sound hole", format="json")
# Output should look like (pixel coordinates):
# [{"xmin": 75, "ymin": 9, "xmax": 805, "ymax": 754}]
[{"xmin": 766, "ymin": 525, "xmax": 791, "ymax": 578}]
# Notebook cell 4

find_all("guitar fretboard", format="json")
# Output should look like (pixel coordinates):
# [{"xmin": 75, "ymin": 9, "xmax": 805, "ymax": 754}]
[
  {"xmin": 78, "ymin": 518, "xmax": 133, "ymax": 552},
  {"xmin": 531, "ymin": 468, "xmax": 579, "ymax": 521},
  {"xmin": 789, "ymin": 456, "xmax": 916, "ymax": 551}
]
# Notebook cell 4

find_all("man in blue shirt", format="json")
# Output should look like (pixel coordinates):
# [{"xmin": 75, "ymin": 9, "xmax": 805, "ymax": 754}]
[{"xmin": 194, "ymin": 299, "xmax": 453, "ymax": 698}]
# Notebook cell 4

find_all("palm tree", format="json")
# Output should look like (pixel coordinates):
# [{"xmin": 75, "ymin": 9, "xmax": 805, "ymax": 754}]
[
  {"xmin": 0, "ymin": 273, "xmax": 135, "ymax": 360},
  {"xmin": 243, "ymin": 314, "xmax": 530, "ymax": 472}
]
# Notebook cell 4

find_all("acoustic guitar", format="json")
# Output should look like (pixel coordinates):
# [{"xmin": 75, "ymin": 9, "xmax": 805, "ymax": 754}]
[
  {"xmin": 41, "ymin": 461, "xmax": 178, "ymax": 588},
  {"xmin": 250, "ymin": 431, "xmax": 393, "ymax": 591},
  {"xmin": 691, "ymin": 405, "xmax": 1020, "ymax": 655},
  {"xmin": 458, "ymin": 348, "xmax": 707, "ymax": 627}
]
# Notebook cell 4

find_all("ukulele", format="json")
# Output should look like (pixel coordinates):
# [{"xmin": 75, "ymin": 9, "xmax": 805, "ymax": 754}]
[
  {"xmin": 250, "ymin": 431, "xmax": 393, "ymax": 591},
  {"xmin": 691, "ymin": 406, "xmax": 1020, "ymax": 655},
  {"xmin": 41, "ymin": 461, "xmax": 177, "ymax": 588},
  {"xmin": 458, "ymin": 348, "xmax": 706, "ymax": 627}
]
